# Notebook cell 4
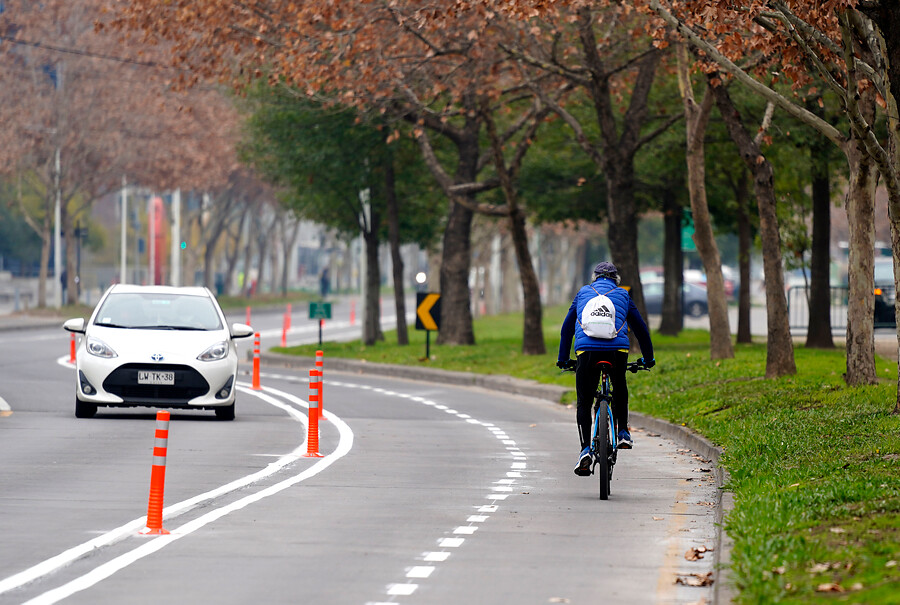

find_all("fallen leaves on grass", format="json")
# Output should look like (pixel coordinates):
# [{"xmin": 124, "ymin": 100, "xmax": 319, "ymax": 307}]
[
  {"xmin": 675, "ymin": 572, "xmax": 714, "ymax": 587},
  {"xmin": 816, "ymin": 583, "xmax": 844, "ymax": 593}
]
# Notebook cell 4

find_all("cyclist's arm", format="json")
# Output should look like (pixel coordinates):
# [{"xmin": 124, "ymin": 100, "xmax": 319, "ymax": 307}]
[
  {"xmin": 558, "ymin": 302, "xmax": 577, "ymax": 364},
  {"xmin": 626, "ymin": 299, "xmax": 654, "ymax": 361}
]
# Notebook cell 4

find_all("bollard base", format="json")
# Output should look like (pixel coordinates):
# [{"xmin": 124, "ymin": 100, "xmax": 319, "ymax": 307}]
[
  {"xmin": 303, "ymin": 452, "xmax": 324, "ymax": 458},
  {"xmin": 138, "ymin": 527, "xmax": 170, "ymax": 535}
]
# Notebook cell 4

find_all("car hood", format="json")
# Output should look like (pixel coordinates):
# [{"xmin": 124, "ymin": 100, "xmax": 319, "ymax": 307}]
[{"xmin": 88, "ymin": 326, "xmax": 230, "ymax": 362}]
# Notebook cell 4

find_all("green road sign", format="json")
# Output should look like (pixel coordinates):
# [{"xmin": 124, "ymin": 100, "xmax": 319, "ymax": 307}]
[{"xmin": 309, "ymin": 301, "xmax": 332, "ymax": 320}]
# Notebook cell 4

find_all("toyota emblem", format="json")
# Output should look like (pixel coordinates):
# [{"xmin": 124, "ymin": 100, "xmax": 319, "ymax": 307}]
[{"xmin": 151, "ymin": 353, "xmax": 164, "ymax": 362}]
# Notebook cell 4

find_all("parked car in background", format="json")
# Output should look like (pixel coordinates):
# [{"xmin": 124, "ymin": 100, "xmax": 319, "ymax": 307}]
[
  {"xmin": 63, "ymin": 285, "xmax": 254, "ymax": 420},
  {"xmin": 642, "ymin": 279, "xmax": 709, "ymax": 318},
  {"xmin": 874, "ymin": 258, "xmax": 896, "ymax": 326}
]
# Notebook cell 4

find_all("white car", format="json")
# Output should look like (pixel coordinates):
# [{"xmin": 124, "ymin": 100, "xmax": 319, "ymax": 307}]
[{"xmin": 63, "ymin": 285, "xmax": 253, "ymax": 420}]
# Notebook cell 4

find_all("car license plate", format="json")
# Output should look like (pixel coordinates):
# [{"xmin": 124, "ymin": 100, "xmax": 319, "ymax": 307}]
[{"xmin": 138, "ymin": 371, "xmax": 175, "ymax": 385}]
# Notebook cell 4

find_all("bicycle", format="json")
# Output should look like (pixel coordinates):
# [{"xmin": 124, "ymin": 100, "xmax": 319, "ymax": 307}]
[{"xmin": 563, "ymin": 359, "xmax": 649, "ymax": 500}]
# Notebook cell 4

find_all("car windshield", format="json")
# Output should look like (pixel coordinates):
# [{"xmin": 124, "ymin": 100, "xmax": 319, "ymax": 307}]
[
  {"xmin": 875, "ymin": 260, "xmax": 894, "ymax": 284},
  {"xmin": 94, "ymin": 292, "xmax": 223, "ymax": 331}
]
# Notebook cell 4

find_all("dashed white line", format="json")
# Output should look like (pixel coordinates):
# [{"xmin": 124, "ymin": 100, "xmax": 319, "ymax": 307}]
[
  {"xmin": 406, "ymin": 566, "xmax": 435, "ymax": 579},
  {"xmin": 439, "ymin": 538, "xmax": 465, "ymax": 548}
]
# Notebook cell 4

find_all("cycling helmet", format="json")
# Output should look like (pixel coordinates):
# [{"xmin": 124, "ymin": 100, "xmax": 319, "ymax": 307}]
[{"xmin": 593, "ymin": 261, "xmax": 620, "ymax": 285}]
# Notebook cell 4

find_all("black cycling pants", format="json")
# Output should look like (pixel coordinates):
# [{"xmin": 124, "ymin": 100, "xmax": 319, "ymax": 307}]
[{"xmin": 575, "ymin": 349, "xmax": 629, "ymax": 449}]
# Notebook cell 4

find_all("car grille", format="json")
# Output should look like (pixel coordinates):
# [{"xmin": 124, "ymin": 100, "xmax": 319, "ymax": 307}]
[{"xmin": 103, "ymin": 363, "xmax": 210, "ymax": 404}]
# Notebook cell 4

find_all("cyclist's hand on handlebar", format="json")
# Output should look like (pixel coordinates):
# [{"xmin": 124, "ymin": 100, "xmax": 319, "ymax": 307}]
[
  {"xmin": 639, "ymin": 357, "xmax": 656, "ymax": 369},
  {"xmin": 557, "ymin": 359, "xmax": 576, "ymax": 371}
]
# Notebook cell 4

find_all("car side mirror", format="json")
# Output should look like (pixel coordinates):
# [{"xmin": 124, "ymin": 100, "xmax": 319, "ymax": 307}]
[
  {"xmin": 63, "ymin": 318, "xmax": 86, "ymax": 334},
  {"xmin": 230, "ymin": 323, "xmax": 254, "ymax": 339}
]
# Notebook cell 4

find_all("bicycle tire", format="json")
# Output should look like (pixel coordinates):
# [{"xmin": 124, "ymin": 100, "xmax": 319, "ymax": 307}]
[{"xmin": 595, "ymin": 400, "xmax": 610, "ymax": 500}]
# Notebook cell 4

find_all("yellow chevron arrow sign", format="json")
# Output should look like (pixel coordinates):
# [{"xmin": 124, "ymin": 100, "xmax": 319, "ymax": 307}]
[{"xmin": 415, "ymin": 292, "xmax": 441, "ymax": 331}]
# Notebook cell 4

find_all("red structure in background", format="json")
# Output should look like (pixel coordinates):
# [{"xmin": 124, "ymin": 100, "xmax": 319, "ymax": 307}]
[{"xmin": 149, "ymin": 196, "xmax": 167, "ymax": 285}]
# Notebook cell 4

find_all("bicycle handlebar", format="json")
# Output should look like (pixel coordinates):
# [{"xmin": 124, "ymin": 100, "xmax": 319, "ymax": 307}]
[{"xmin": 559, "ymin": 360, "xmax": 652, "ymax": 373}]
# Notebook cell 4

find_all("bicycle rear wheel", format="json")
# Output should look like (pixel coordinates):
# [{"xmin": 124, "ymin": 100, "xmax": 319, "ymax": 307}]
[{"xmin": 594, "ymin": 402, "xmax": 610, "ymax": 500}]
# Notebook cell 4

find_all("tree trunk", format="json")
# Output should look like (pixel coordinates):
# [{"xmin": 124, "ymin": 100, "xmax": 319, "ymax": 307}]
[
  {"xmin": 363, "ymin": 207, "xmax": 383, "ymax": 346},
  {"xmin": 438, "ymin": 199, "xmax": 475, "ymax": 345},
  {"xmin": 806, "ymin": 134, "xmax": 835, "ymax": 349},
  {"xmin": 844, "ymin": 138, "xmax": 877, "ymax": 385},
  {"xmin": 735, "ymin": 170, "xmax": 753, "ymax": 344},
  {"xmin": 223, "ymin": 207, "xmax": 248, "ymax": 297},
  {"xmin": 713, "ymin": 82, "xmax": 796, "ymax": 377},
  {"xmin": 864, "ymin": 3, "xmax": 900, "ymax": 411},
  {"xmin": 38, "ymin": 220, "xmax": 50, "ymax": 308},
  {"xmin": 384, "ymin": 155, "xmax": 409, "ymax": 346},
  {"xmin": 481, "ymin": 102, "xmax": 546, "ymax": 355},
  {"xmin": 509, "ymin": 206, "xmax": 546, "ymax": 354},
  {"xmin": 659, "ymin": 187, "xmax": 683, "ymax": 335},
  {"xmin": 282, "ymin": 220, "xmax": 300, "ymax": 297},
  {"xmin": 240, "ymin": 216, "xmax": 256, "ymax": 298},
  {"xmin": 605, "ymin": 162, "xmax": 645, "ymax": 315},
  {"xmin": 203, "ymin": 231, "xmax": 221, "ymax": 291},
  {"xmin": 681, "ymin": 57, "xmax": 733, "ymax": 359},
  {"xmin": 62, "ymin": 207, "xmax": 78, "ymax": 306}
]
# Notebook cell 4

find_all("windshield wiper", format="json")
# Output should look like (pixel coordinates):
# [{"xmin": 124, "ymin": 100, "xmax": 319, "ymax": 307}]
[
  {"xmin": 148, "ymin": 325, "xmax": 207, "ymax": 331},
  {"xmin": 93, "ymin": 321, "xmax": 128, "ymax": 328}
]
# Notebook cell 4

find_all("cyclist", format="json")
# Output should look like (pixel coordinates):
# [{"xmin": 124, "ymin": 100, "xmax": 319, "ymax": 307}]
[{"xmin": 557, "ymin": 261, "xmax": 655, "ymax": 476}]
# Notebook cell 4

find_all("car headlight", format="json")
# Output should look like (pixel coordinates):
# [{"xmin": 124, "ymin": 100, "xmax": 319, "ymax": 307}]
[
  {"xmin": 86, "ymin": 337, "xmax": 117, "ymax": 358},
  {"xmin": 198, "ymin": 341, "xmax": 229, "ymax": 362}
]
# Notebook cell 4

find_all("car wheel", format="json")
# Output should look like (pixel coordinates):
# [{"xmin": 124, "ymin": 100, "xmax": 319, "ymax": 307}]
[
  {"xmin": 687, "ymin": 301, "xmax": 706, "ymax": 318},
  {"xmin": 215, "ymin": 402, "xmax": 235, "ymax": 421},
  {"xmin": 75, "ymin": 398, "xmax": 97, "ymax": 419}
]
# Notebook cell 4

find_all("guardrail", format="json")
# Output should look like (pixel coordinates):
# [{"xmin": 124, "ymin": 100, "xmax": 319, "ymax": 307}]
[{"xmin": 787, "ymin": 285, "xmax": 896, "ymax": 330}]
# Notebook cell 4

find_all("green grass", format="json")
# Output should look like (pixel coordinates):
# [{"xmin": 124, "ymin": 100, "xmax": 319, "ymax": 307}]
[{"xmin": 277, "ymin": 304, "xmax": 900, "ymax": 603}]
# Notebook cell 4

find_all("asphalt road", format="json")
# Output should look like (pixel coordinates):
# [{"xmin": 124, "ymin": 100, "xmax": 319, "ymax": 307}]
[{"xmin": 0, "ymin": 316, "xmax": 721, "ymax": 605}]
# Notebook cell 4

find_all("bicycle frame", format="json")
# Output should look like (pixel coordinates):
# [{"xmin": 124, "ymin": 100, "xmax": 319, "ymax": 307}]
[{"xmin": 591, "ymin": 362, "xmax": 617, "ymax": 500}]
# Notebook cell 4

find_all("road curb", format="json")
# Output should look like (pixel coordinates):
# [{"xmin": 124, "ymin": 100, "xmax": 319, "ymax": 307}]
[
  {"xmin": 0, "ymin": 316, "xmax": 65, "ymax": 332},
  {"xmin": 258, "ymin": 351, "xmax": 735, "ymax": 603}
]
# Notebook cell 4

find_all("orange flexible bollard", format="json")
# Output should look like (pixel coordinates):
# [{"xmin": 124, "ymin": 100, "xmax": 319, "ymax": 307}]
[
  {"xmin": 349, "ymin": 301, "xmax": 356, "ymax": 326},
  {"xmin": 304, "ymin": 369, "xmax": 323, "ymax": 458},
  {"xmin": 69, "ymin": 333, "xmax": 76, "ymax": 364},
  {"xmin": 281, "ymin": 312, "xmax": 288, "ymax": 348},
  {"xmin": 315, "ymin": 350, "xmax": 325, "ymax": 421},
  {"xmin": 140, "ymin": 411, "xmax": 171, "ymax": 535},
  {"xmin": 245, "ymin": 306, "xmax": 251, "ymax": 327},
  {"xmin": 285, "ymin": 304, "xmax": 292, "ymax": 331},
  {"xmin": 251, "ymin": 332, "xmax": 261, "ymax": 391}
]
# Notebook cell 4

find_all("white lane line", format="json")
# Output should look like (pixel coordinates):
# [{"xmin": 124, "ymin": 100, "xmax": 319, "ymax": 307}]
[
  {"xmin": 0, "ymin": 383, "xmax": 313, "ymax": 598},
  {"xmin": 406, "ymin": 566, "xmax": 434, "ymax": 579},
  {"xmin": 439, "ymin": 538, "xmax": 465, "ymax": 548},
  {"xmin": 21, "ymin": 384, "xmax": 353, "ymax": 605},
  {"xmin": 423, "ymin": 552, "xmax": 450, "ymax": 562},
  {"xmin": 0, "ymin": 394, "xmax": 11, "ymax": 416},
  {"xmin": 386, "ymin": 584, "xmax": 418, "ymax": 596}
]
